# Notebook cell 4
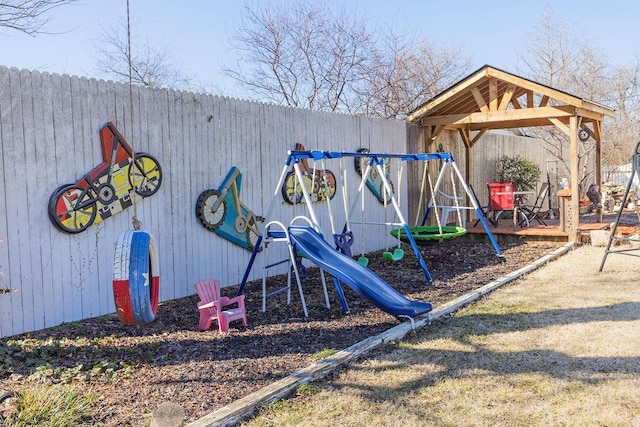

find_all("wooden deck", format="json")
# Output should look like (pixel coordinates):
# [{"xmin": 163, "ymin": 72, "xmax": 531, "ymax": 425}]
[{"xmin": 463, "ymin": 211, "xmax": 640, "ymax": 244}]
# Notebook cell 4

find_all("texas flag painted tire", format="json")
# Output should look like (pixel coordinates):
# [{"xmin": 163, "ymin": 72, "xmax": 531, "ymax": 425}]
[{"xmin": 113, "ymin": 230, "xmax": 160, "ymax": 325}]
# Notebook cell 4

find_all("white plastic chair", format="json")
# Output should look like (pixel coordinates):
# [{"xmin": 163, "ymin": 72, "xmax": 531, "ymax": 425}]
[{"xmin": 431, "ymin": 190, "xmax": 466, "ymax": 227}]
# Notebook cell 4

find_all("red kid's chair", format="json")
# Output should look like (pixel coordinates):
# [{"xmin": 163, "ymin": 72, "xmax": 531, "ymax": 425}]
[{"xmin": 195, "ymin": 279, "xmax": 248, "ymax": 332}]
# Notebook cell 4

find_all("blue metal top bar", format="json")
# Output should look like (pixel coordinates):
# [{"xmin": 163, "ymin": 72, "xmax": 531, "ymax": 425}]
[{"xmin": 286, "ymin": 150, "xmax": 453, "ymax": 163}]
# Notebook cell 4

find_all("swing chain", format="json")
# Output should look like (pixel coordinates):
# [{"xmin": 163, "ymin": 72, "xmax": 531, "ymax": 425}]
[{"xmin": 449, "ymin": 165, "xmax": 464, "ymax": 227}]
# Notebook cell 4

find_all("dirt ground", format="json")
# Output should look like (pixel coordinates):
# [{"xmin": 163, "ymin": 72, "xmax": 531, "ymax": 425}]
[{"xmin": 0, "ymin": 239, "xmax": 561, "ymax": 426}]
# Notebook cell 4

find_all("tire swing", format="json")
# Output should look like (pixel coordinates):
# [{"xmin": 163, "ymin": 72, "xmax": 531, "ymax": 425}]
[
  {"xmin": 113, "ymin": 230, "xmax": 160, "ymax": 324},
  {"xmin": 111, "ymin": 0, "xmax": 160, "ymax": 326}
]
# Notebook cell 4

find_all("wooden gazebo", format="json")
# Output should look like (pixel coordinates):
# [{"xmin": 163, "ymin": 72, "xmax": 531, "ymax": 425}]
[{"xmin": 406, "ymin": 65, "xmax": 615, "ymax": 241}]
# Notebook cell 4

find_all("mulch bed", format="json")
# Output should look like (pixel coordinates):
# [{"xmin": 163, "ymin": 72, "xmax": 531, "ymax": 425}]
[{"xmin": 0, "ymin": 239, "xmax": 561, "ymax": 425}]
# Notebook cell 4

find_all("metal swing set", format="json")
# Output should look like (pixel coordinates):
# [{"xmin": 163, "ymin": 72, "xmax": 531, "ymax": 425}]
[{"xmin": 237, "ymin": 149, "xmax": 502, "ymax": 317}]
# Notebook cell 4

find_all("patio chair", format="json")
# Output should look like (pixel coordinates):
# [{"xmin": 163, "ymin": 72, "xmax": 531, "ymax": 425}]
[
  {"xmin": 518, "ymin": 183, "xmax": 549, "ymax": 226},
  {"xmin": 470, "ymin": 185, "xmax": 496, "ymax": 227},
  {"xmin": 487, "ymin": 181, "xmax": 517, "ymax": 226},
  {"xmin": 195, "ymin": 279, "xmax": 247, "ymax": 332},
  {"xmin": 429, "ymin": 189, "xmax": 466, "ymax": 227}
]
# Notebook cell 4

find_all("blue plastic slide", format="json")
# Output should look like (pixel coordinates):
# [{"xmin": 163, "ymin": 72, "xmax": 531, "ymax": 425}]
[{"xmin": 287, "ymin": 226, "xmax": 432, "ymax": 318}]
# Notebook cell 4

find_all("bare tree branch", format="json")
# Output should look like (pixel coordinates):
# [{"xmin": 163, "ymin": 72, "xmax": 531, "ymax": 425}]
[
  {"xmin": 224, "ymin": 1, "xmax": 469, "ymax": 118},
  {"xmin": 360, "ymin": 35, "xmax": 469, "ymax": 119},
  {"xmin": 516, "ymin": 6, "xmax": 640, "ymax": 190},
  {"xmin": 0, "ymin": 0, "xmax": 76, "ymax": 35},
  {"xmin": 93, "ymin": 20, "xmax": 193, "ymax": 91}
]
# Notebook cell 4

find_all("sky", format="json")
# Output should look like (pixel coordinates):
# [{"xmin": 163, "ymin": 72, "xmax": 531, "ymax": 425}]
[{"xmin": 2, "ymin": 0, "xmax": 638, "ymax": 99}]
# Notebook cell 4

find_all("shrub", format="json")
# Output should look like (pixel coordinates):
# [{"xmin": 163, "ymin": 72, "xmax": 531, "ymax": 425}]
[
  {"xmin": 495, "ymin": 155, "xmax": 541, "ymax": 191},
  {"xmin": 4, "ymin": 385, "xmax": 95, "ymax": 426}
]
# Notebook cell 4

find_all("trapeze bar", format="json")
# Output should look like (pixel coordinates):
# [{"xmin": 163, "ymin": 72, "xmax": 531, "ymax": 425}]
[{"xmin": 358, "ymin": 221, "xmax": 404, "ymax": 227}]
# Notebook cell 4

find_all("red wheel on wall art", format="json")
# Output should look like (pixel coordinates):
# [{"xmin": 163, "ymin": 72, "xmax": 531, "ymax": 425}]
[
  {"xmin": 48, "ymin": 184, "xmax": 98, "ymax": 234},
  {"xmin": 113, "ymin": 230, "xmax": 160, "ymax": 325}
]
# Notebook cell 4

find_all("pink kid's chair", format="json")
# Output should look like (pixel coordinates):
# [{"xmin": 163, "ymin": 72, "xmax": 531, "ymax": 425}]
[{"xmin": 195, "ymin": 279, "xmax": 248, "ymax": 332}]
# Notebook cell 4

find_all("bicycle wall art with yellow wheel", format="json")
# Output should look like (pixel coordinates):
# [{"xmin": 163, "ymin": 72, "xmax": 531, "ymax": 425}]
[
  {"xmin": 195, "ymin": 166, "xmax": 264, "ymax": 251},
  {"xmin": 281, "ymin": 143, "xmax": 337, "ymax": 204},
  {"xmin": 48, "ymin": 122, "xmax": 163, "ymax": 234}
]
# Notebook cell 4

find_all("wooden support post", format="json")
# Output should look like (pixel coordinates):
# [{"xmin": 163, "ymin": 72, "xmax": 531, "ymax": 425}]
[
  {"xmin": 569, "ymin": 115, "xmax": 580, "ymax": 242},
  {"xmin": 595, "ymin": 131, "xmax": 603, "ymax": 222},
  {"xmin": 465, "ymin": 144, "xmax": 472, "ymax": 224}
]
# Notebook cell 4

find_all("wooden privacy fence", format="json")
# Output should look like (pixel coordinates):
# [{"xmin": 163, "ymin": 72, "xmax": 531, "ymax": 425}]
[{"xmin": 0, "ymin": 66, "xmax": 409, "ymax": 338}]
